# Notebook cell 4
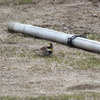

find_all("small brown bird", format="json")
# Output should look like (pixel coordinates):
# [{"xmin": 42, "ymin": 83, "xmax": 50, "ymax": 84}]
[{"xmin": 33, "ymin": 43, "xmax": 53, "ymax": 56}]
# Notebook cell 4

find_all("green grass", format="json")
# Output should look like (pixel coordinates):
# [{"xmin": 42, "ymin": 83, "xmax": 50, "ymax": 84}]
[
  {"xmin": 3, "ymin": 0, "xmax": 33, "ymax": 4},
  {"xmin": 19, "ymin": 0, "xmax": 32, "ymax": 3},
  {"xmin": 82, "ymin": 10, "xmax": 91, "ymax": 15},
  {"xmin": 73, "ymin": 56, "xmax": 100, "ymax": 70},
  {"xmin": 87, "ymin": 33, "xmax": 100, "ymax": 41},
  {"xmin": 0, "ymin": 43, "xmax": 100, "ymax": 70},
  {"xmin": 0, "ymin": 96, "xmax": 18, "ymax": 100},
  {"xmin": 3, "ymin": 0, "xmax": 7, "ymax": 2},
  {"xmin": 6, "ymin": 38, "xmax": 26, "ymax": 43},
  {"xmin": 0, "ymin": 92, "xmax": 100, "ymax": 100}
]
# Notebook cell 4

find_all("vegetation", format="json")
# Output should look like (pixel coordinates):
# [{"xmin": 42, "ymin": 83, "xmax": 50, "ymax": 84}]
[{"xmin": 0, "ymin": 92, "xmax": 100, "ymax": 100}]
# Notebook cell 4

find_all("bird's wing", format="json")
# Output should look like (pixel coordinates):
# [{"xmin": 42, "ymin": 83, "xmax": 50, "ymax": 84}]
[{"xmin": 40, "ymin": 46, "xmax": 47, "ymax": 51}]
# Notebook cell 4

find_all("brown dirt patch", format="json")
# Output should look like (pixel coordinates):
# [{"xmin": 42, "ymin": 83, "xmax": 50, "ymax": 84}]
[{"xmin": 0, "ymin": 0, "xmax": 100, "ymax": 97}]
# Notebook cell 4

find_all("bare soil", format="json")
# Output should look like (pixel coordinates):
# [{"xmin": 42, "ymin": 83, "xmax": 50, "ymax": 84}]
[{"xmin": 0, "ymin": 0, "xmax": 100, "ymax": 97}]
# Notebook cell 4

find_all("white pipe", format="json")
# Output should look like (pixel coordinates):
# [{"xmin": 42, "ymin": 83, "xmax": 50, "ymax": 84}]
[{"xmin": 8, "ymin": 22, "xmax": 100, "ymax": 53}]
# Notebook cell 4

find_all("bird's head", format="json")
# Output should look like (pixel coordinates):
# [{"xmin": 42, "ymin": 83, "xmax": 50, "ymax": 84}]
[
  {"xmin": 48, "ymin": 43, "xmax": 53, "ymax": 48},
  {"xmin": 47, "ymin": 43, "xmax": 53, "ymax": 51}
]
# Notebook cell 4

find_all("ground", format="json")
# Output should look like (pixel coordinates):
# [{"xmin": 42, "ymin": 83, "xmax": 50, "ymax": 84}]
[{"xmin": 0, "ymin": 0, "xmax": 100, "ymax": 98}]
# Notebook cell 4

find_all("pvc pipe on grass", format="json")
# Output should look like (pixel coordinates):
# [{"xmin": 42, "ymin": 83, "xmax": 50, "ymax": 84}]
[{"xmin": 8, "ymin": 22, "xmax": 100, "ymax": 53}]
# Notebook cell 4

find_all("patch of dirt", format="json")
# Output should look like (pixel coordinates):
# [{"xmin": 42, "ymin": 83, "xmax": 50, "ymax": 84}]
[{"xmin": 0, "ymin": 0, "xmax": 100, "ymax": 97}]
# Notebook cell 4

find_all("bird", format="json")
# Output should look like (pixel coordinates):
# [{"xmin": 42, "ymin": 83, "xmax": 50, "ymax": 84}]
[{"xmin": 33, "ymin": 43, "xmax": 53, "ymax": 56}]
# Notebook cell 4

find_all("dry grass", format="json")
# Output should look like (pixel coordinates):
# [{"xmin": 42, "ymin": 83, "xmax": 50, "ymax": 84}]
[{"xmin": 0, "ymin": 0, "xmax": 100, "ymax": 98}]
